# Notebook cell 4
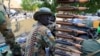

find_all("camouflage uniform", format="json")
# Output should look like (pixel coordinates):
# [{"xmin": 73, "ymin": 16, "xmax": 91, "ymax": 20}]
[
  {"xmin": 25, "ymin": 23, "xmax": 55, "ymax": 56},
  {"xmin": 0, "ymin": 4, "xmax": 21, "ymax": 56},
  {"xmin": 25, "ymin": 7, "xmax": 56, "ymax": 56}
]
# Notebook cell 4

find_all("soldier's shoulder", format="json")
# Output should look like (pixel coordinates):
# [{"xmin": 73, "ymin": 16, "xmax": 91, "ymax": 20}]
[
  {"xmin": 40, "ymin": 25, "xmax": 48, "ymax": 30},
  {"xmin": 38, "ymin": 25, "xmax": 49, "ymax": 35}
]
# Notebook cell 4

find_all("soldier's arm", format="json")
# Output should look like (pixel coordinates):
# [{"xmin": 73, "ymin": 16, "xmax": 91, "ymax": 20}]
[
  {"xmin": 46, "ymin": 30, "xmax": 55, "ymax": 42},
  {"xmin": 0, "ymin": 22, "xmax": 15, "ymax": 48},
  {"xmin": 0, "ymin": 21, "xmax": 22, "ymax": 56},
  {"xmin": 45, "ymin": 29, "xmax": 56, "ymax": 47}
]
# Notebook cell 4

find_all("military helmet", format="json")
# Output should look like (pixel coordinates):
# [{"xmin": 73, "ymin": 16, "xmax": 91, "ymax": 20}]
[{"xmin": 34, "ymin": 7, "xmax": 54, "ymax": 20}]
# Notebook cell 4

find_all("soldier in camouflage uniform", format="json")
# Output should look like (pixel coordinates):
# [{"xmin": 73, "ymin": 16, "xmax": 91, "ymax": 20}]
[
  {"xmin": 0, "ymin": 2, "xmax": 21, "ymax": 56},
  {"xmin": 25, "ymin": 7, "xmax": 56, "ymax": 56}
]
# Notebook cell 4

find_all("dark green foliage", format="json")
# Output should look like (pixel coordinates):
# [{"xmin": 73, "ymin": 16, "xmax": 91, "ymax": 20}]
[
  {"xmin": 21, "ymin": 0, "xmax": 39, "ymax": 11},
  {"xmin": 21, "ymin": 0, "xmax": 100, "ymax": 13},
  {"xmin": 70, "ymin": 0, "xmax": 100, "ymax": 13}
]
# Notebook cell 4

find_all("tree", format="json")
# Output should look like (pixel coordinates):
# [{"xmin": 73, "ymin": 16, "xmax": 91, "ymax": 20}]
[
  {"xmin": 21, "ymin": 0, "xmax": 39, "ymax": 11},
  {"xmin": 70, "ymin": 0, "xmax": 100, "ymax": 13},
  {"xmin": 41, "ymin": 0, "xmax": 100, "ymax": 13},
  {"xmin": 21, "ymin": 0, "xmax": 58, "ymax": 13},
  {"xmin": 21, "ymin": 0, "xmax": 100, "ymax": 13}
]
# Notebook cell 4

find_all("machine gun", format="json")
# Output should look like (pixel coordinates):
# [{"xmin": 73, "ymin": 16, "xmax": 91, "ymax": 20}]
[{"xmin": 55, "ymin": 0, "xmax": 91, "ymax": 56}]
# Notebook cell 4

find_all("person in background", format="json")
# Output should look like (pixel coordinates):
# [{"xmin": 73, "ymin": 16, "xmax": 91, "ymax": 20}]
[
  {"xmin": 25, "ymin": 7, "xmax": 56, "ymax": 56},
  {"xmin": 94, "ymin": 23, "xmax": 100, "ymax": 39},
  {"xmin": 0, "ymin": 2, "xmax": 22, "ymax": 56}
]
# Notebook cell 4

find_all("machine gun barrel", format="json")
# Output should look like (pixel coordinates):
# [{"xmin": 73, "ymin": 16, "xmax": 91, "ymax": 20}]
[
  {"xmin": 56, "ymin": 21, "xmax": 86, "ymax": 27},
  {"xmin": 56, "ymin": 28, "xmax": 86, "ymax": 34},
  {"xmin": 56, "ymin": 33, "xmax": 84, "ymax": 41},
  {"xmin": 56, "ymin": 7, "xmax": 88, "ymax": 11},
  {"xmin": 56, "ymin": 28, "xmax": 73, "ymax": 32},
  {"xmin": 56, "ymin": 21, "xmax": 73, "ymax": 26},
  {"xmin": 56, "ymin": 14, "xmax": 76, "ymax": 18},
  {"xmin": 57, "ymin": 0, "xmax": 89, "ymax": 3},
  {"xmin": 56, "ymin": 14, "xmax": 87, "ymax": 19},
  {"xmin": 55, "ymin": 46, "xmax": 81, "ymax": 54},
  {"xmin": 56, "ymin": 33, "xmax": 74, "ymax": 39}
]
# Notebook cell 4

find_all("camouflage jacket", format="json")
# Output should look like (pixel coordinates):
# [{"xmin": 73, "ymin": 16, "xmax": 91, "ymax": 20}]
[{"xmin": 25, "ymin": 23, "xmax": 55, "ymax": 56}]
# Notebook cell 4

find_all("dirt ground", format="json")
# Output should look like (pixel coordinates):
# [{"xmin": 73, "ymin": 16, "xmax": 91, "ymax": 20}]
[{"xmin": 11, "ymin": 19, "xmax": 36, "ymax": 36}]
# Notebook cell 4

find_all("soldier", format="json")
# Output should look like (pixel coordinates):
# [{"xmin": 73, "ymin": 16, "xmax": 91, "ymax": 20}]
[
  {"xmin": 25, "ymin": 7, "xmax": 56, "ymax": 56},
  {"xmin": 0, "ymin": 2, "xmax": 22, "ymax": 56}
]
